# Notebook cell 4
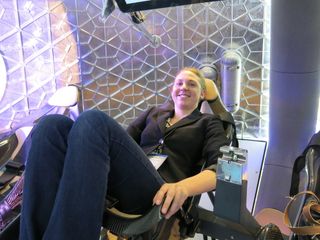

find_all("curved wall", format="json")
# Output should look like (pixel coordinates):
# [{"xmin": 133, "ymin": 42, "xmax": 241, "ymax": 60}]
[
  {"xmin": 0, "ymin": 0, "xmax": 270, "ymax": 139},
  {"xmin": 255, "ymin": 0, "xmax": 320, "ymax": 212}
]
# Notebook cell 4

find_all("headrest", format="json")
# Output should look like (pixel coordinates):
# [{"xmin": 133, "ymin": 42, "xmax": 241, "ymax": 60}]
[
  {"xmin": 201, "ymin": 78, "xmax": 238, "ymax": 147},
  {"xmin": 204, "ymin": 78, "xmax": 219, "ymax": 101}
]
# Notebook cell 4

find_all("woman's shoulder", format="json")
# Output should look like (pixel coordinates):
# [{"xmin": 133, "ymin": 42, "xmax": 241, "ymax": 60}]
[
  {"xmin": 148, "ymin": 101, "xmax": 174, "ymax": 115},
  {"xmin": 198, "ymin": 113, "xmax": 227, "ymax": 132},
  {"xmin": 200, "ymin": 112, "xmax": 222, "ymax": 121},
  {"xmin": 158, "ymin": 101, "xmax": 174, "ymax": 111},
  {"xmin": 139, "ymin": 102, "xmax": 173, "ymax": 120}
]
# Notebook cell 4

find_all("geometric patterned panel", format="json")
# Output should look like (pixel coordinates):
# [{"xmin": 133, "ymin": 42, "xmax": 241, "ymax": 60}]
[
  {"xmin": 0, "ymin": 0, "xmax": 270, "ymax": 139},
  {"xmin": 0, "ymin": 0, "xmax": 80, "ymax": 132},
  {"xmin": 179, "ymin": 0, "xmax": 271, "ymax": 138}
]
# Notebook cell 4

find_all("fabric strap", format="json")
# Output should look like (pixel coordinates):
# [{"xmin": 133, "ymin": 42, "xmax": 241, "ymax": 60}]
[{"xmin": 284, "ymin": 191, "xmax": 320, "ymax": 235}]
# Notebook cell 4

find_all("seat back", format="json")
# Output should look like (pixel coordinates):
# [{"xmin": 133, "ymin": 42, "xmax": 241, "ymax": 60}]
[
  {"xmin": 305, "ymin": 147, "xmax": 320, "ymax": 195},
  {"xmin": 254, "ymin": 133, "xmax": 320, "ymax": 239},
  {"xmin": 286, "ymin": 131, "xmax": 320, "ymax": 239},
  {"xmin": 178, "ymin": 79, "xmax": 238, "ymax": 239},
  {"xmin": 101, "ymin": 79, "xmax": 238, "ymax": 239},
  {"xmin": 290, "ymin": 132, "xmax": 320, "ymax": 196}
]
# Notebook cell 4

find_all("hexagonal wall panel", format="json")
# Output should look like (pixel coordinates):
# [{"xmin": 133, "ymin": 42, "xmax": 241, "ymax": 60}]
[{"xmin": 0, "ymin": 0, "xmax": 270, "ymax": 138}]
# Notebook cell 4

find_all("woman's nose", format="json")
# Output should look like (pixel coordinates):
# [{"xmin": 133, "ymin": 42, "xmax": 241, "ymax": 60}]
[{"xmin": 181, "ymin": 82, "xmax": 189, "ymax": 89}]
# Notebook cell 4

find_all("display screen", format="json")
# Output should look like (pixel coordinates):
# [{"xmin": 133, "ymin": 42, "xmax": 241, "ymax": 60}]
[{"xmin": 115, "ymin": 0, "xmax": 222, "ymax": 12}]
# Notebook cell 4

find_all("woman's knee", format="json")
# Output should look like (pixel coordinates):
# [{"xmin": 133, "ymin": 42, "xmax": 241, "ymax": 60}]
[
  {"xmin": 72, "ymin": 109, "xmax": 115, "ymax": 134},
  {"xmin": 31, "ymin": 114, "xmax": 73, "ymax": 139}
]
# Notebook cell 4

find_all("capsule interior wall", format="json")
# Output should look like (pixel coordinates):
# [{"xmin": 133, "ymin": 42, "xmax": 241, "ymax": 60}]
[{"xmin": 0, "ymin": 0, "xmax": 270, "ymax": 139}]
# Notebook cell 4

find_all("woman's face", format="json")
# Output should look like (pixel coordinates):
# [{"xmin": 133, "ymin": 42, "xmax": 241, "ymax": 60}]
[{"xmin": 171, "ymin": 70, "xmax": 205, "ymax": 112}]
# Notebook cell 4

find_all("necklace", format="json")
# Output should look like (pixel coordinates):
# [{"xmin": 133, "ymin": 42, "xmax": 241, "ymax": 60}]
[{"xmin": 166, "ymin": 118, "xmax": 173, "ymax": 128}]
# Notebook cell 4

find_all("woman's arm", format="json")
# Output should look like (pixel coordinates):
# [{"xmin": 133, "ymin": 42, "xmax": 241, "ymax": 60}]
[
  {"xmin": 153, "ymin": 169, "xmax": 216, "ymax": 219},
  {"xmin": 126, "ymin": 107, "xmax": 154, "ymax": 143}
]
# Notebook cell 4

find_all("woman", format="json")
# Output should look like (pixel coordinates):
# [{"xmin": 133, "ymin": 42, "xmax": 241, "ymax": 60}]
[{"xmin": 19, "ymin": 67, "xmax": 230, "ymax": 240}]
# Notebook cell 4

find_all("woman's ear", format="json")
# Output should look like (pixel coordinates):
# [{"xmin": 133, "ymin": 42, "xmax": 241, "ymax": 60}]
[
  {"xmin": 169, "ymin": 85, "xmax": 175, "ymax": 99},
  {"xmin": 200, "ymin": 90, "xmax": 205, "ymax": 101}
]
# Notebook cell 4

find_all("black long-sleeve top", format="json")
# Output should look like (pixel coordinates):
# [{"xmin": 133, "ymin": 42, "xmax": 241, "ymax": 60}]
[{"xmin": 126, "ymin": 102, "xmax": 230, "ymax": 183}]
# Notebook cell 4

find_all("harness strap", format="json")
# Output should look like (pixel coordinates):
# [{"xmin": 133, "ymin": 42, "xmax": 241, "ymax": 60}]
[
  {"xmin": 0, "ymin": 160, "xmax": 24, "ymax": 190},
  {"xmin": 284, "ymin": 191, "xmax": 320, "ymax": 235}
]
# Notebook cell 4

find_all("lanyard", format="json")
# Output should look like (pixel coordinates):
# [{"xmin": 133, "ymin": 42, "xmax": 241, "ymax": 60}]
[{"xmin": 153, "ymin": 126, "xmax": 177, "ymax": 154}]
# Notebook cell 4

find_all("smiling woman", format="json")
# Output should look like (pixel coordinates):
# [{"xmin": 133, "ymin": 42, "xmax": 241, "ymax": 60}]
[{"xmin": 0, "ymin": 54, "xmax": 7, "ymax": 103}]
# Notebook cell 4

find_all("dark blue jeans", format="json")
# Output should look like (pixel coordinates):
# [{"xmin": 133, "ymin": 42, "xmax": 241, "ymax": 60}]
[{"xmin": 19, "ymin": 110, "xmax": 164, "ymax": 240}]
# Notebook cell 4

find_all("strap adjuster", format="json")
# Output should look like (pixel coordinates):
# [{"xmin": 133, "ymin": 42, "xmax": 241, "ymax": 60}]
[{"xmin": 5, "ymin": 161, "xmax": 24, "ymax": 172}]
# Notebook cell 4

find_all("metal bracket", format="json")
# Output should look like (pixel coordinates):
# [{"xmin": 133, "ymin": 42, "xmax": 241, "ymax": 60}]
[
  {"xmin": 217, "ymin": 146, "xmax": 248, "ymax": 185},
  {"xmin": 130, "ymin": 12, "xmax": 161, "ymax": 48}
]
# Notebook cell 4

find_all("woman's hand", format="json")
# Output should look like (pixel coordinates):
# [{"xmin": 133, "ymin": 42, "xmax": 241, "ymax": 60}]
[
  {"xmin": 153, "ymin": 170, "xmax": 216, "ymax": 219},
  {"xmin": 153, "ymin": 183, "xmax": 189, "ymax": 219},
  {"xmin": 204, "ymin": 78, "xmax": 219, "ymax": 101}
]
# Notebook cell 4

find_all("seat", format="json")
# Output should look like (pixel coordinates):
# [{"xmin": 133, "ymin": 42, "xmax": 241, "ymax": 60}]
[
  {"xmin": 102, "ymin": 79, "xmax": 282, "ymax": 240},
  {"xmin": 255, "ymin": 131, "xmax": 320, "ymax": 239},
  {"xmin": 200, "ymin": 78, "xmax": 238, "ymax": 147},
  {"xmin": 0, "ymin": 79, "xmax": 237, "ymax": 240},
  {"xmin": 0, "ymin": 132, "xmax": 18, "ymax": 168},
  {"xmin": 0, "ymin": 85, "xmax": 81, "ymax": 240},
  {"xmin": 102, "ymin": 78, "xmax": 239, "ymax": 240},
  {"xmin": 102, "ymin": 202, "xmax": 164, "ymax": 239},
  {"xmin": 287, "ymin": 131, "xmax": 320, "ymax": 239}
]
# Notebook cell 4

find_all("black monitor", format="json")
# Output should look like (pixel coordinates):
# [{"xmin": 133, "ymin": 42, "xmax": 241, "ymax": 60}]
[{"xmin": 114, "ymin": 0, "xmax": 223, "ymax": 12}]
